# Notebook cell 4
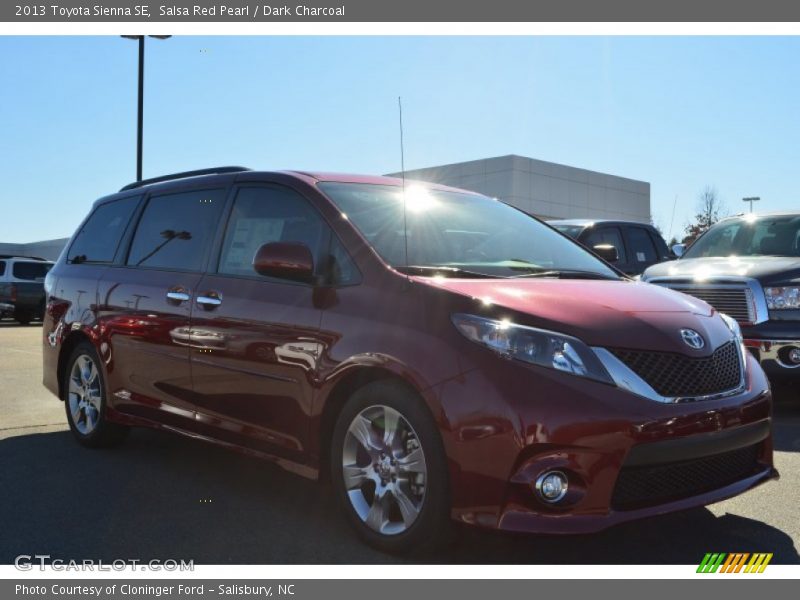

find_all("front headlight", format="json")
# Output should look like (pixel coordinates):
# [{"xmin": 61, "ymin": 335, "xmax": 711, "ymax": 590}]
[
  {"xmin": 451, "ymin": 313, "xmax": 614, "ymax": 384},
  {"xmin": 719, "ymin": 312, "xmax": 748, "ymax": 373},
  {"xmin": 719, "ymin": 312, "xmax": 742, "ymax": 339},
  {"xmin": 765, "ymin": 286, "xmax": 800, "ymax": 310}
]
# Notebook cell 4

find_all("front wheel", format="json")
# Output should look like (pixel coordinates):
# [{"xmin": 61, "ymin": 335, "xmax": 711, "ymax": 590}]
[
  {"xmin": 331, "ymin": 380, "xmax": 451, "ymax": 553},
  {"xmin": 63, "ymin": 343, "xmax": 129, "ymax": 447}
]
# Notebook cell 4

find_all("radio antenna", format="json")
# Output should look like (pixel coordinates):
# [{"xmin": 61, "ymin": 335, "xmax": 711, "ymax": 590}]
[{"xmin": 399, "ymin": 96, "xmax": 409, "ymax": 269}]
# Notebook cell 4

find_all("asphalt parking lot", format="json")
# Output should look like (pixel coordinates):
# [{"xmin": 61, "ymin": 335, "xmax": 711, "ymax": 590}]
[{"xmin": 1, "ymin": 320, "xmax": 798, "ymax": 565}]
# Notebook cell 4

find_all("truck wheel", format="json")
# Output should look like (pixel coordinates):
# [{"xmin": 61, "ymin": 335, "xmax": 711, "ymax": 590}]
[
  {"xmin": 63, "ymin": 342, "xmax": 129, "ymax": 448},
  {"xmin": 331, "ymin": 380, "xmax": 451, "ymax": 553}
]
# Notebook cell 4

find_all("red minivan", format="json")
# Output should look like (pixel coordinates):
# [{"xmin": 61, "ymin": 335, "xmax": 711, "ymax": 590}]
[{"xmin": 43, "ymin": 167, "xmax": 777, "ymax": 552}]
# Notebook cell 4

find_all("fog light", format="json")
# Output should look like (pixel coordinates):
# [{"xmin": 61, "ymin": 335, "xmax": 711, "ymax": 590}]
[
  {"xmin": 535, "ymin": 471, "xmax": 569, "ymax": 503},
  {"xmin": 789, "ymin": 347, "xmax": 800, "ymax": 365}
]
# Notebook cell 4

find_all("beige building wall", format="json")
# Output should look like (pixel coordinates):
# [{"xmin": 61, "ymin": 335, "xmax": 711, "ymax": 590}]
[{"xmin": 388, "ymin": 154, "xmax": 651, "ymax": 223}]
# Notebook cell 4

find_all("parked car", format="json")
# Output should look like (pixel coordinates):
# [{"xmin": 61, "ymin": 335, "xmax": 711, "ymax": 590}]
[
  {"xmin": 0, "ymin": 255, "xmax": 54, "ymax": 324},
  {"xmin": 643, "ymin": 212, "xmax": 800, "ymax": 381},
  {"xmin": 43, "ymin": 167, "xmax": 776, "ymax": 552},
  {"xmin": 549, "ymin": 219, "xmax": 673, "ymax": 276}
]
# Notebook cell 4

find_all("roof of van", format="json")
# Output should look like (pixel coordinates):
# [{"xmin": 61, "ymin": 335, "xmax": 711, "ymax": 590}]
[{"xmin": 112, "ymin": 167, "xmax": 478, "ymax": 198}]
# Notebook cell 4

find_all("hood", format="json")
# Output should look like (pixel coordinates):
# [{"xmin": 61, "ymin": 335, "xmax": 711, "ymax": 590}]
[
  {"xmin": 643, "ymin": 256, "xmax": 800, "ymax": 284},
  {"xmin": 416, "ymin": 277, "xmax": 735, "ymax": 355}
]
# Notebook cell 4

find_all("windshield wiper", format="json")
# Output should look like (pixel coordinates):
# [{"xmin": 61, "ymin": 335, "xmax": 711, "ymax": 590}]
[
  {"xmin": 511, "ymin": 268, "xmax": 620, "ymax": 280},
  {"xmin": 395, "ymin": 265, "xmax": 504, "ymax": 279}
]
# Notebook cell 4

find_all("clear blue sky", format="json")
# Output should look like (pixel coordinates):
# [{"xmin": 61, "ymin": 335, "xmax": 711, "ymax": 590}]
[{"xmin": 1, "ymin": 35, "xmax": 798, "ymax": 244}]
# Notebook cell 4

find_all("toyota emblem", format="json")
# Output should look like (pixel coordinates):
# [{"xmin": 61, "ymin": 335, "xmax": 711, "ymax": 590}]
[{"xmin": 680, "ymin": 329, "xmax": 706, "ymax": 350}]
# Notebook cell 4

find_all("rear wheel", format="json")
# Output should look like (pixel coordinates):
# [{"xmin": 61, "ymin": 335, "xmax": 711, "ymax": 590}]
[
  {"xmin": 63, "ymin": 343, "xmax": 128, "ymax": 447},
  {"xmin": 331, "ymin": 380, "xmax": 451, "ymax": 553}
]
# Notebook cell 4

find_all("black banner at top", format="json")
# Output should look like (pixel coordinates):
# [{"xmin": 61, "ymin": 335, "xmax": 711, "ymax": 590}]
[{"xmin": 4, "ymin": 0, "xmax": 800, "ymax": 22}]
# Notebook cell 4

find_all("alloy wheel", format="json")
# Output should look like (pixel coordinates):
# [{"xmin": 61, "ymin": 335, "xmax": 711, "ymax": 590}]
[
  {"xmin": 342, "ymin": 404, "xmax": 427, "ymax": 535},
  {"xmin": 67, "ymin": 355, "xmax": 102, "ymax": 435}
]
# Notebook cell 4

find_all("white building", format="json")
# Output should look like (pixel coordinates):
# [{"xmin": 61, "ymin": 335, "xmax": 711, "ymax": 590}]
[
  {"xmin": 0, "ymin": 238, "xmax": 69, "ymax": 262},
  {"xmin": 387, "ymin": 154, "xmax": 651, "ymax": 223}
]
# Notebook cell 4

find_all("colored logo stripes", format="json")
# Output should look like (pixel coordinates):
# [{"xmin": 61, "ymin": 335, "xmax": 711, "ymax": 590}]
[{"xmin": 697, "ymin": 552, "xmax": 773, "ymax": 573}]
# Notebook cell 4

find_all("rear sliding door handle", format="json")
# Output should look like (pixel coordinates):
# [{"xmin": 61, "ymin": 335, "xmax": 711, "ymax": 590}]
[
  {"xmin": 196, "ymin": 292, "xmax": 223, "ymax": 310},
  {"xmin": 166, "ymin": 290, "xmax": 191, "ymax": 304}
]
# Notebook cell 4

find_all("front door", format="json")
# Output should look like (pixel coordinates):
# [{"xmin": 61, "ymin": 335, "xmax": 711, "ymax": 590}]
[{"xmin": 188, "ymin": 184, "xmax": 331, "ymax": 462}]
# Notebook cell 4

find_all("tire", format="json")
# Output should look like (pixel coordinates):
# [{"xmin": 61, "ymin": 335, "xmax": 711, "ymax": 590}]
[
  {"xmin": 331, "ymin": 380, "xmax": 451, "ymax": 553},
  {"xmin": 63, "ymin": 342, "xmax": 129, "ymax": 448}
]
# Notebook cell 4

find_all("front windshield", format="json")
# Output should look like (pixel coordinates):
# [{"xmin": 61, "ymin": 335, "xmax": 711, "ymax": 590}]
[
  {"xmin": 319, "ymin": 182, "xmax": 618, "ymax": 279},
  {"xmin": 684, "ymin": 215, "xmax": 800, "ymax": 259}
]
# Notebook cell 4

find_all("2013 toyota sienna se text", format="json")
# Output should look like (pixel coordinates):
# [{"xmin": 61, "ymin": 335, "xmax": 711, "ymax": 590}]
[{"xmin": 42, "ymin": 167, "xmax": 777, "ymax": 552}]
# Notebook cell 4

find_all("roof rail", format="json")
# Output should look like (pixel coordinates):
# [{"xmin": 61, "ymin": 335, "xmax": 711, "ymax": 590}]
[{"xmin": 119, "ymin": 166, "xmax": 252, "ymax": 192}]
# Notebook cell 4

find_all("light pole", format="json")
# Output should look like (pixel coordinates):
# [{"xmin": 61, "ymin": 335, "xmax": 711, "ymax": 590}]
[
  {"xmin": 742, "ymin": 196, "xmax": 760, "ymax": 213},
  {"xmin": 121, "ymin": 35, "xmax": 171, "ymax": 182}
]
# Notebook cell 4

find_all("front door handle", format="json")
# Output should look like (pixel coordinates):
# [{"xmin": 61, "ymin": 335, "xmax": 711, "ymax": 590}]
[
  {"xmin": 166, "ymin": 289, "xmax": 191, "ymax": 304},
  {"xmin": 196, "ymin": 292, "xmax": 223, "ymax": 310}
]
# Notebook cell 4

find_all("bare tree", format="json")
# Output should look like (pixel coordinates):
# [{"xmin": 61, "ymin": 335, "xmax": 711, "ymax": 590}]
[{"xmin": 683, "ymin": 186, "xmax": 727, "ymax": 243}]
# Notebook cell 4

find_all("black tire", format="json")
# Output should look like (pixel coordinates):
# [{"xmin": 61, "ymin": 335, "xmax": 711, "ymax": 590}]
[
  {"xmin": 62, "ymin": 342, "xmax": 129, "ymax": 448},
  {"xmin": 331, "ymin": 380, "xmax": 451, "ymax": 553}
]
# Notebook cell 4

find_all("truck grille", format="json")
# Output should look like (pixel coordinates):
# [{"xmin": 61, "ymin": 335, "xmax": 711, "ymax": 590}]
[
  {"xmin": 656, "ymin": 284, "xmax": 755, "ymax": 324},
  {"xmin": 609, "ymin": 341, "xmax": 742, "ymax": 398},
  {"xmin": 611, "ymin": 443, "xmax": 761, "ymax": 510}
]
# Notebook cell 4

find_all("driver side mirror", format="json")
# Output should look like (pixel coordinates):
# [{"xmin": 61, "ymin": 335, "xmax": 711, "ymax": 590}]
[
  {"xmin": 592, "ymin": 244, "xmax": 619, "ymax": 263},
  {"xmin": 253, "ymin": 242, "xmax": 314, "ymax": 283},
  {"xmin": 671, "ymin": 243, "xmax": 685, "ymax": 258}
]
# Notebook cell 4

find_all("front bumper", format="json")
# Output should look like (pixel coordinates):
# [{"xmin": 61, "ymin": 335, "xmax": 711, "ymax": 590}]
[
  {"xmin": 434, "ymin": 350, "xmax": 777, "ymax": 534},
  {"xmin": 744, "ymin": 338, "xmax": 800, "ymax": 376}
]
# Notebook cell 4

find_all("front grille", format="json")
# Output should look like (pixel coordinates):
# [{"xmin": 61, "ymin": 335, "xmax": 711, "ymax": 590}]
[
  {"xmin": 611, "ymin": 444, "xmax": 761, "ymax": 510},
  {"xmin": 657, "ymin": 284, "xmax": 755, "ymax": 324},
  {"xmin": 609, "ymin": 341, "xmax": 741, "ymax": 398}
]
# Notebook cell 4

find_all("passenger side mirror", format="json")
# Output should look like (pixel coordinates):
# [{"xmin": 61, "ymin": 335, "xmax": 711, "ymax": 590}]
[
  {"xmin": 253, "ymin": 242, "xmax": 314, "ymax": 283},
  {"xmin": 671, "ymin": 243, "xmax": 685, "ymax": 258},
  {"xmin": 592, "ymin": 244, "xmax": 619, "ymax": 263}
]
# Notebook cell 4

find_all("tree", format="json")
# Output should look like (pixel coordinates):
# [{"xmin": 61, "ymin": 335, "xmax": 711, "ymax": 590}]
[{"xmin": 683, "ymin": 186, "xmax": 726, "ymax": 244}]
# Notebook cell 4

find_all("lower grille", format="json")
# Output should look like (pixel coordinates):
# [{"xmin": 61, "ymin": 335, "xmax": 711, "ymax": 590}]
[
  {"xmin": 657, "ymin": 284, "xmax": 755, "ymax": 324},
  {"xmin": 610, "ymin": 341, "xmax": 742, "ymax": 398},
  {"xmin": 611, "ymin": 444, "xmax": 761, "ymax": 511}
]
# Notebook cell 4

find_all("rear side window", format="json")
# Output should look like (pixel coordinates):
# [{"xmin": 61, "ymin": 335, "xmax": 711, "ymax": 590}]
[
  {"xmin": 127, "ymin": 189, "xmax": 227, "ymax": 271},
  {"xmin": 626, "ymin": 227, "xmax": 658, "ymax": 264},
  {"xmin": 13, "ymin": 261, "xmax": 52, "ymax": 281},
  {"xmin": 68, "ymin": 196, "xmax": 141, "ymax": 264},
  {"xmin": 0, "ymin": 261, "xmax": 5, "ymax": 276},
  {"xmin": 584, "ymin": 227, "xmax": 627, "ymax": 263}
]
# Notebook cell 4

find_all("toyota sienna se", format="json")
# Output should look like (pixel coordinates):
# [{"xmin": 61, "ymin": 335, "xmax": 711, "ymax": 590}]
[{"xmin": 42, "ymin": 167, "xmax": 777, "ymax": 552}]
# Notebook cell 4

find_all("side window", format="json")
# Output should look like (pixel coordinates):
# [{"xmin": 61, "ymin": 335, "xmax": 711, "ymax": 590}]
[
  {"xmin": 13, "ymin": 262, "xmax": 52, "ymax": 281},
  {"xmin": 626, "ymin": 227, "xmax": 658, "ymax": 264},
  {"xmin": 321, "ymin": 234, "xmax": 361, "ymax": 286},
  {"xmin": 68, "ymin": 195, "xmax": 141, "ymax": 264},
  {"xmin": 584, "ymin": 227, "xmax": 627, "ymax": 263},
  {"xmin": 0, "ymin": 260, "xmax": 5, "ymax": 276},
  {"xmin": 127, "ymin": 189, "xmax": 227, "ymax": 271},
  {"xmin": 219, "ymin": 185, "xmax": 360, "ymax": 285},
  {"xmin": 648, "ymin": 229, "xmax": 670, "ymax": 259}
]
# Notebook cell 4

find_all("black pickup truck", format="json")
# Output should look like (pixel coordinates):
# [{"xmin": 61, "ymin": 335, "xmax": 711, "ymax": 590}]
[
  {"xmin": 642, "ymin": 212, "xmax": 800, "ymax": 381},
  {"xmin": 0, "ymin": 255, "xmax": 54, "ymax": 324},
  {"xmin": 550, "ymin": 219, "xmax": 673, "ymax": 276}
]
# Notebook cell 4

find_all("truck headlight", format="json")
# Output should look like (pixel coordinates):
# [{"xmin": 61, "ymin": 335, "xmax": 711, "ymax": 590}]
[
  {"xmin": 765, "ymin": 286, "xmax": 800, "ymax": 310},
  {"xmin": 451, "ymin": 313, "xmax": 614, "ymax": 384}
]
